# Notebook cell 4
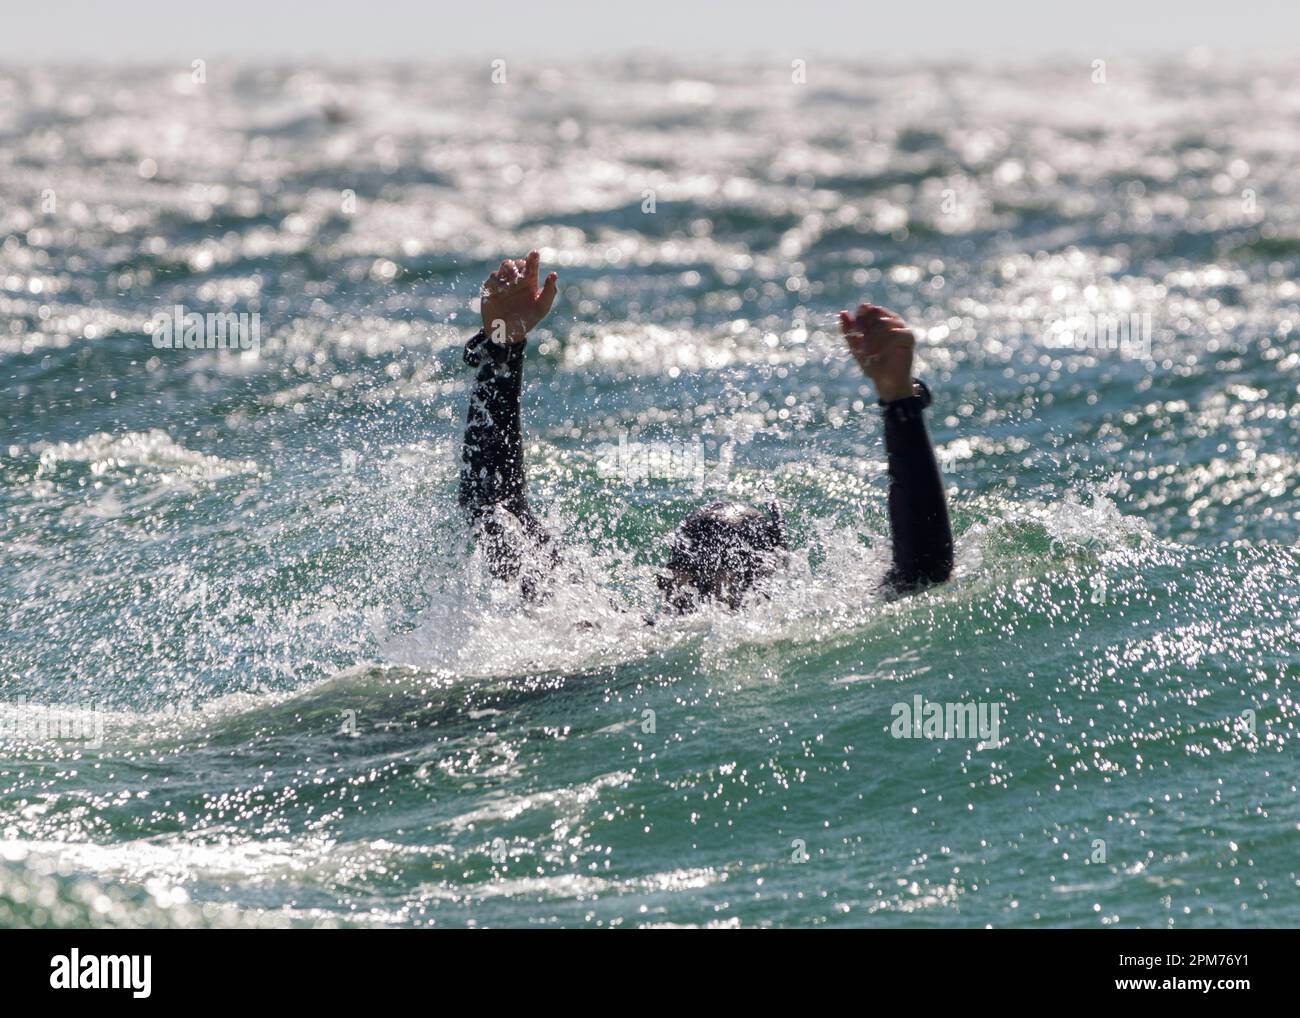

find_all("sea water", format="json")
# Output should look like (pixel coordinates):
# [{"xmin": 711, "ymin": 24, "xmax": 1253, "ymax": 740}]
[{"xmin": 1, "ymin": 55, "xmax": 1298, "ymax": 927}]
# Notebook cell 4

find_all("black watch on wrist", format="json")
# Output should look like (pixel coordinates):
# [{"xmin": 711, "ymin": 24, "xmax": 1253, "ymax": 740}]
[{"xmin": 879, "ymin": 379, "xmax": 932, "ymax": 420}]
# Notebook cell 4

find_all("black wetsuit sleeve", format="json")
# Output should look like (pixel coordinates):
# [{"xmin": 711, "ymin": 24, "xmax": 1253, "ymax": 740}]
[
  {"xmin": 459, "ymin": 329, "xmax": 527, "ymax": 518},
  {"xmin": 880, "ymin": 380, "xmax": 954, "ymax": 593},
  {"xmin": 459, "ymin": 329, "xmax": 556, "ymax": 593}
]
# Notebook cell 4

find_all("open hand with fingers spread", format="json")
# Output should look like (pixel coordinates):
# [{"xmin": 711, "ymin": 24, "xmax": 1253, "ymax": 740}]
[
  {"xmin": 481, "ymin": 250, "xmax": 559, "ymax": 344},
  {"xmin": 838, "ymin": 303, "xmax": 916, "ymax": 403}
]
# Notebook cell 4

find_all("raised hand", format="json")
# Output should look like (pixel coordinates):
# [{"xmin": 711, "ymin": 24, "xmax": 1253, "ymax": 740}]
[
  {"xmin": 481, "ymin": 250, "xmax": 559, "ymax": 344},
  {"xmin": 838, "ymin": 303, "xmax": 916, "ymax": 403}
]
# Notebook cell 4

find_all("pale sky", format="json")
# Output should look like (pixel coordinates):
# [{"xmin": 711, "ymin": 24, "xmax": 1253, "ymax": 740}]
[{"xmin": 3, "ymin": 0, "xmax": 1297, "ymax": 61}]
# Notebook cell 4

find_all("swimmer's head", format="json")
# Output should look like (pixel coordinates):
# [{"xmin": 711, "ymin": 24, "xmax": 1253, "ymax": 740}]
[{"xmin": 658, "ymin": 500, "xmax": 787, "ymax": 611}]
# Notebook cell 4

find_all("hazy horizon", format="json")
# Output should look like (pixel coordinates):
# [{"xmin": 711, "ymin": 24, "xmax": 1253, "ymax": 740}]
[{"xmin": 4, "ymin": 0, "xmax": 1297, "ymax": 62}]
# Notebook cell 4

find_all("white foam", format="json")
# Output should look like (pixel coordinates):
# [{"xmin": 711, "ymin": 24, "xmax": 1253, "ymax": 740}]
[{"xmin": 32, "ymin": 429, "xmax": 259, "ymax": 484}]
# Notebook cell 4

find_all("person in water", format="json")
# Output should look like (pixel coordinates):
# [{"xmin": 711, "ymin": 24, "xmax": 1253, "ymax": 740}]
[{"xmin": 459, "ymin": 250, "xmax": 953, "ymax": 611}]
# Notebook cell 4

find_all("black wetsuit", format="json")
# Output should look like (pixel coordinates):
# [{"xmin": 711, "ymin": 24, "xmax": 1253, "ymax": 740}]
[{"xmin": 458, "ymin": 328, "xmax": 953, "ymax": 599}]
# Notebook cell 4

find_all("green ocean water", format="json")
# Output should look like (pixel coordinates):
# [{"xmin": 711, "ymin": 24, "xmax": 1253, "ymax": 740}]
[{"xmin": 1, "ymin": 56, "xmax": 1299, "ymax": 928}]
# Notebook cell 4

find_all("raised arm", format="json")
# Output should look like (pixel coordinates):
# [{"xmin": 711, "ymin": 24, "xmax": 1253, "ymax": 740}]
[
  {"xmin": 839, "ymin": 303, "xmax": 954, "ymax": 593},
  {"xmin": 459, "ymin": 251, "xmax": 560, "ymax": 594}
]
